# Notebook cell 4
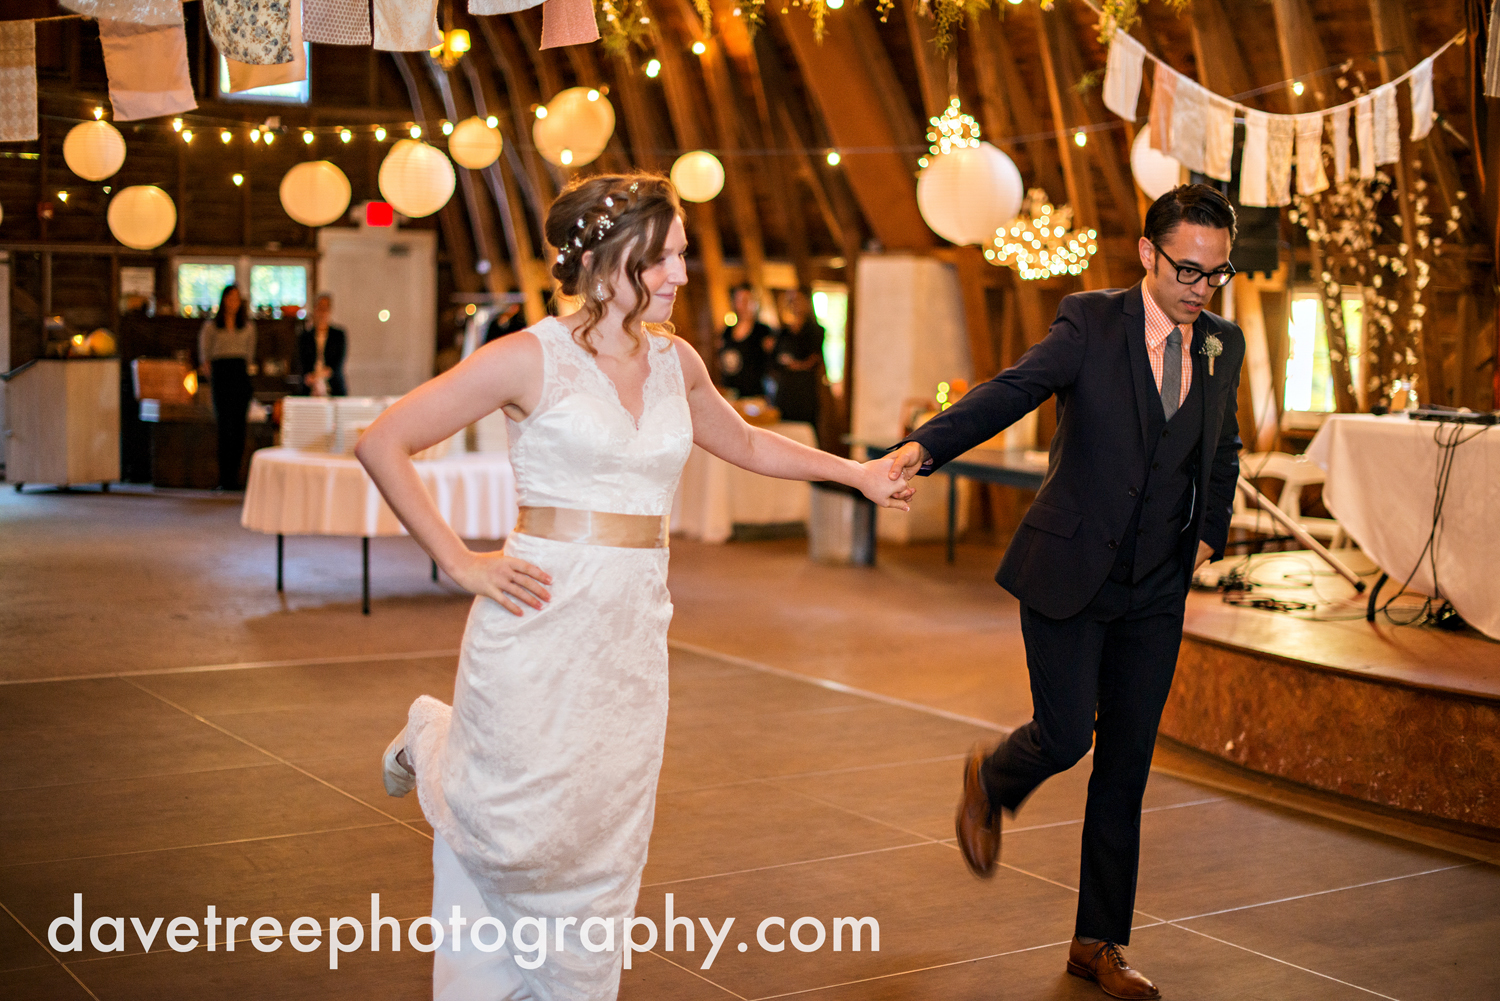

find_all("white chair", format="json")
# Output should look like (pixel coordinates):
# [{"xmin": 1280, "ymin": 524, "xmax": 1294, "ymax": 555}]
[{"xmin": 1231, "ymin": 451, "xmax": 1348, "ymax": 549}]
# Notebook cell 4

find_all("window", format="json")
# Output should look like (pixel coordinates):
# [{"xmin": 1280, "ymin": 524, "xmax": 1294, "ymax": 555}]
[
  {"xmin": 1284, "ymin": 289, "xmax": 1365, "ymax": 413},
  {"xmin": 217, "ymin": 47, "xmax": 311, "ymax": 104},
  {"xmin": 176, "ymin": 262, "xmax": 236, "ymax": 316},
  {"xmin": 250, "ymin": 264, "xmax": 309, "ymax": 316},
  {"xmin": 811, "ymin": 282, "xmax": 848, "ymax": 386}
]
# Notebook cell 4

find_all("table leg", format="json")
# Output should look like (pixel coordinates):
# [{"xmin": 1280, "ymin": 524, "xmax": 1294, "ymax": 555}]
[
  {"xmin": 946, "ymin": 474, "xmax": 957, "ymax": 564},
  {"xmin": 362, "ymin": 537, "xmax": 370, "ymax": 616},
  {"xmin": 431, "ymin": 558, "xmax": 438, "ymax": 582},
  {"xmin": 276, "ymin": 534, "xmax": 284, "ymax": 592}
]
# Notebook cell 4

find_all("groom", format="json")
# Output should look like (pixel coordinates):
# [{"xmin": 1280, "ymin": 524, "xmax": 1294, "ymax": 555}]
[{"xmin": 889, "ymin": 184, "xmax": 1244, "ymax": 999}]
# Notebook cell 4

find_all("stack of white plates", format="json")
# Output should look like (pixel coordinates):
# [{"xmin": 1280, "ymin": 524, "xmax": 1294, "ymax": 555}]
[
  {"xmin": 333, "ymin": 397, "xmax": 387, "ymax": 454},
  {"xmin": 472, "ymin": 409, "xmax": 509, "ymax": 453},
  {"xmin": 281, "ymin": 398, "xmax": 335, "ymax": 452}
]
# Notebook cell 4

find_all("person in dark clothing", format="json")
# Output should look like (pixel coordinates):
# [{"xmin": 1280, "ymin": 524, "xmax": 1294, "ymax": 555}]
[
  {"xmin": 297, "ymin": 292, "xmax": 348, "ymax": 397},
  {"xmin": 717, "ymin": 284, "xmax": 776, "ymax": 399},
  {"xmin": 483, "ymin": 298, "xmax": 528, "ymax": 345},
  {"xmin": 771, "ymin": 288, "xmax": 824, "ymax": 428},
  {"xmin": 886, "ymin": 185, "xmax": 1244, "ymax": 1001},
  {"xmin": 199, "ymin": 285, "xmax": 257, "ymax": 490}
]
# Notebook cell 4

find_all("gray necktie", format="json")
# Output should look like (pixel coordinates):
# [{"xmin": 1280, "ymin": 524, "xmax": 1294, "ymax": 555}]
[{"xmin": 1161, "ymin": 327, "xmax": 1183, "ymax": 421}]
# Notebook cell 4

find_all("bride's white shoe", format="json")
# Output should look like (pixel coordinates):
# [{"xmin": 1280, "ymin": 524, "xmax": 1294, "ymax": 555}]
[{"xmin": 382, "ymin": 726, "xmax": 416, "ymax": 797}]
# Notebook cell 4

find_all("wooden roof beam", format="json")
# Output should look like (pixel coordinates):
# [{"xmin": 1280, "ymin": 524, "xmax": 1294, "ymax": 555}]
[{"xmin": 772, "ymin": 6, "xmax": 934, "ymax": 250}]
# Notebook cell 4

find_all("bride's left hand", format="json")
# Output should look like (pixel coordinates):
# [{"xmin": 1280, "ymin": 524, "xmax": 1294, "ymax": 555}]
[{"xmin": 858, "ymin": 457, "xmax": 916, "ymax": 510}]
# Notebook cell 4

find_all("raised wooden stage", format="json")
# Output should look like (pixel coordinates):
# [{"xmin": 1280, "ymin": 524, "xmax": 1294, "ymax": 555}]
[{"xmin": 1162, "ymin": 550, "xmax": 1500, "ymax": 840}]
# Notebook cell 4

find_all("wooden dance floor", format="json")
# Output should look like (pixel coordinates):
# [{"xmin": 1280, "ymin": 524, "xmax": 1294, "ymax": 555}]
[{"xmin": 2, "ymin": 487, "xmax": 1497, "ymax": 1000}]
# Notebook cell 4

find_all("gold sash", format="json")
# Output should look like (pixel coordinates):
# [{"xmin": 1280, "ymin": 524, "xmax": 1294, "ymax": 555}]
[{"xmin": 515, "ymin": 507, "xmax": 669, "ymax": 549}]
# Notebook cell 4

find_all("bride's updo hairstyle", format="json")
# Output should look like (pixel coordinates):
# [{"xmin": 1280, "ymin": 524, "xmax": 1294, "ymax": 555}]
[{"xmin": 546, "ymin": 173, "xmax": 684, "ymax": 354}]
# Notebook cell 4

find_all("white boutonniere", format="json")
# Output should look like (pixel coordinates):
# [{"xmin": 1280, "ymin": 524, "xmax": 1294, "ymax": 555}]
[{"xmin": 1202, "ymin": 334, "xmax": 1223, "ymax": 376}]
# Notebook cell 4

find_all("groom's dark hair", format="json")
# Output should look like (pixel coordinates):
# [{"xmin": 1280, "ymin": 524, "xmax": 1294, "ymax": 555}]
[{"xmin": 1144, "ymin": 184, "xmax": 1237, "ymax": 244}]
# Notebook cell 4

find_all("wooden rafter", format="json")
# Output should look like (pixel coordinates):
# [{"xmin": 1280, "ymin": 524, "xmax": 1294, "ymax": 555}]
[{"xmin": 773, "ymin": 6, "xmax": 933, "ymax": 250}]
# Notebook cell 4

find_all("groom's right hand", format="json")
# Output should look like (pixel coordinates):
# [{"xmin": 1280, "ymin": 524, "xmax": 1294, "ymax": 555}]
[{"xmin": 886, "ymin": 442, "xmax": 929, "ymax": 483}]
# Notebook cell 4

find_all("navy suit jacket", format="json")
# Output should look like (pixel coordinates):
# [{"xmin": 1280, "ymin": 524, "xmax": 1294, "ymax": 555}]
[{"xmin": 908, "ymin": 283, "xmax": 1243, "ymax": 620}]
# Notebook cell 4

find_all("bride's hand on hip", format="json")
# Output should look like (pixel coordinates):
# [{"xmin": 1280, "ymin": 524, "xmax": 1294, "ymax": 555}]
[
  {"xmin": 449, "ymin": 550, "xmax": 553, "ymax": 615},
  {"xmin": 857, "ymin": 457, "xmax": 915, "ymax": 510}
]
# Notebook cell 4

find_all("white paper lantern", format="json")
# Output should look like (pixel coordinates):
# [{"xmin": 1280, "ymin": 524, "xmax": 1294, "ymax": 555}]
[
  {"xmin": 448, "ymin": 116, "xmax": 503, "ymax": 170},
  {"xmin": 63, "ymin": 120, "xmax": 126, "ymax": 181},
  {"xmin": 279, "ymin": 160, "xmax": 351, "ymax": 228},
  {"xmin": 670, "ymin": 151, "xmax": 725, "ymax": 203},
  {"xmin": 107, "ymin": 185, "xmax": 176, "ymax": 250},
  {"xmin": 916, "ymin": 142, "xmax": 1025, "ymax": 247},
  {"xmin": 533, "ymin": 87, "xmax": 616, "ymax": 168},
  {"xmin": 1131, "ymin": 126, "xmax": 1183, "ymax": 201},
  {"xmin": 378, "ymin": 140, "xmax": 456, "ymax": 218}
]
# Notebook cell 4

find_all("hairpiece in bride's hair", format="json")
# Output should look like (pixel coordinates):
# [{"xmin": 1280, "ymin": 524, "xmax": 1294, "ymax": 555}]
[{"xmin": 556, "ymin": 202, "xmax": 621, "ymax": 267}]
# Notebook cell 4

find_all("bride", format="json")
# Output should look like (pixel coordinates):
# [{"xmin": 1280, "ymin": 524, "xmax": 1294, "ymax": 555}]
[{"xmin": 356, "ymin": 173, "xmax": 913, "ymax": 1001}]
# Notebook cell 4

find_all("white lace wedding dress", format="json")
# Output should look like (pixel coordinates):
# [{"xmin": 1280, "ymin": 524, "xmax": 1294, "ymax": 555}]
[{"xmin": 402, "ymin": 317, "xmax": 694, "ymax": 1001}]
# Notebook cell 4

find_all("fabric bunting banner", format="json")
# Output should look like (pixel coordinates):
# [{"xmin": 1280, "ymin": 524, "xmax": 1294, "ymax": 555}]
[
  {"xmin": 374, "ymin": 0, "xmax": 442, "ymax": 51},
  {"xmin": 99, "ymin": 18, "xmax": 197, "ymax": 121},
  {"xmin": 1294, "ymin": 112, "xmax": 1329, "ymax": 196},
  {"xmin": 1203, "ymin": 94, "xmax": 1235, "ymax": 181},
  {"xmin": 1103, "ymin": 31, "xmax": 1145, "ymax": 122},
  {"xmin": 1408, "ymin": 57, "xmax": 1435, "ymax": 142},
  {"xmin": 225, "ymin": 0, "xmax": 306, "ymax": 92},
  {"xmin": 540, "ymin": 0, "xmax": 601, "ymax": 49},
  {"xmin": 1372, "ymin": 83, "xmax": 1400, "ymax": 166},
  {"xmin": 1169, "ymin": 75, "xmax": 1208, "ymax": 175},
  {"xmin": 0, "ymin": 21, "xmax": 38, "ymax": 143},
  {"xmin": 1355, "ymin": 93, "xmax": 1375, "ymax": 179},
  {"xmin": 1104, "ymin": 29, "xmax": 1463, "ymax": 201},
  {"xmin": 204, "ymin": 0, "xmax": 294, "ymax": 66},
  {"xmin": 304, "ymin": 0, "xmax": 373, "ymax": 46},
  {"xmin": 1148, "ymin": 64, "xmax": 1175, "ymax": 154},
  {"xmin": 1331, "ymin": 104, "xmax": 1351, "ymax": 182},
  {"xmin": 60, "ymin": 0, "xmax": 183, "ymax": 24}
]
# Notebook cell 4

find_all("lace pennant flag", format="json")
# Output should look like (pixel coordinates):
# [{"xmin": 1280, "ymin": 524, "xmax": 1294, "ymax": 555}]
[
  {"xmin": 1355, "ymin": 93, "xmax": 1375, "ymax": 179},
  {"xmin": 1203, "ymin": 94, "xmax": 1236, "ymax": 181},
  {"xmin": 1169, "ymin": 76, "xmax": 1209, "ymax": 174},
  {"xmin": 0, "ymin": 21, "xmax": 37, "ymax": 143},
  {"xmin": 304, "ymin": 0, "xmax": 372, "ymax": 46},
  {"xmin": 61, "ymin": 0, "xmax": 183, "ymax": 24},
  {"xmin": 99, "ymin": 18, "xmax": 197, "ymax": 121},
  {"xmin": 1408, "ymin": 56, "xmax": 1435, "ymax": 142},
  {"xmin": 1149, "ymin": 64, "xmax": 1177, "ymax": 154},
  {"xmin": 374, "ymin": 0, "xmax": 442, "ymax": 51},
  {"xmin": 1331, "ymin": 104, "xmax": 1351, "ymax": 182},
  {"xmin": 1294, "ymin": 112, "xmax": 1329, "ymax": 195},
  {"xmin": 541, "ymin": 0, "xmax": 600, "ymax": 48},
  {"xmin": 1373, "ymin": 83, "xmax": 1400, "ymax": 165},
  {"xmin": 1239, "ymin": 110, "xmax": 1270, "ymax": 207},
  {"xmin": 469, "ymin": 0, "xmax": 545, "ymax": 15},
  {"xmin": 1266, "ymin": 114, "xmax": 1296, "ymax": 206},
  {"xmin": 1103, "ymin": 33, "xmax": 1146, "ymax": 122},
  {"xmin": 225, "ymin": 0, "xmax": 305, "ymax": 91}
]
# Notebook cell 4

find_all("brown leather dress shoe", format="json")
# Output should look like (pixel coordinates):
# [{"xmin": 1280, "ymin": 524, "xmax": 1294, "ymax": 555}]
[
  {"xmin": 955, "ymin": 743, "xmax": 1000, "ymax": 877},
  {"xmin": 1066, "ymin": 938, "xmax": 1161, "ymax": 1000}
]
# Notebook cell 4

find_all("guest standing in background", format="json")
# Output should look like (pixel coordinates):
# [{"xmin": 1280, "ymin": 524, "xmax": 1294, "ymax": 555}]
[
  {"xmin": 483, "ymin": 294, "xmax": 528, "ymax": 345},
  {"xmin": 297, "ymin": 292, "xmax": 348, "ymax": 397},
  {"xmin": 199, "ymin": 285, "xmax": 257, "ymax": 490},
  {"xmin": 717, "ymin": 283, "xmax": 776, "ymax": 399},
  {"xmin": 772, "ymin": 288, "xmax": 824, "ymax": 432}
]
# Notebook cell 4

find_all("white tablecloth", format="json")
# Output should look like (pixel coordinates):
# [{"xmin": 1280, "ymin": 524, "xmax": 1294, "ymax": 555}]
[
  {"xmin": 1307, "ymin": 414, "xmax": 1500, "ymax": 640},
  {"xmin": 241, "ymin": 447, "xmax": 517, "ymax": 539},
  {"xmin": 670, "ymin": 422, "xmax": 818, "ymax": 543}
]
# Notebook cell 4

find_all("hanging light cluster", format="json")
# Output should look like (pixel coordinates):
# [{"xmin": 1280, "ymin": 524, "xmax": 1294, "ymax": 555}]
[
  {"xmin": 429, "ymin": 28, "xmax": 471, "ymax": 70},
  {"xmin": 920, "ymin": 97, "xmax": 980, "ymax": 170},
  {"xmin": 985, "ymin": 189, "xmax": 1099, "ymax": 280}
]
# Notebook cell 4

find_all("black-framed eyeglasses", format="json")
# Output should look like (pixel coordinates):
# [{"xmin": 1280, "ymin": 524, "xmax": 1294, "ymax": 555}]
[{"xmin": 1152, "ymin": 243, "xmax": 1236, "ymax": 288}]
